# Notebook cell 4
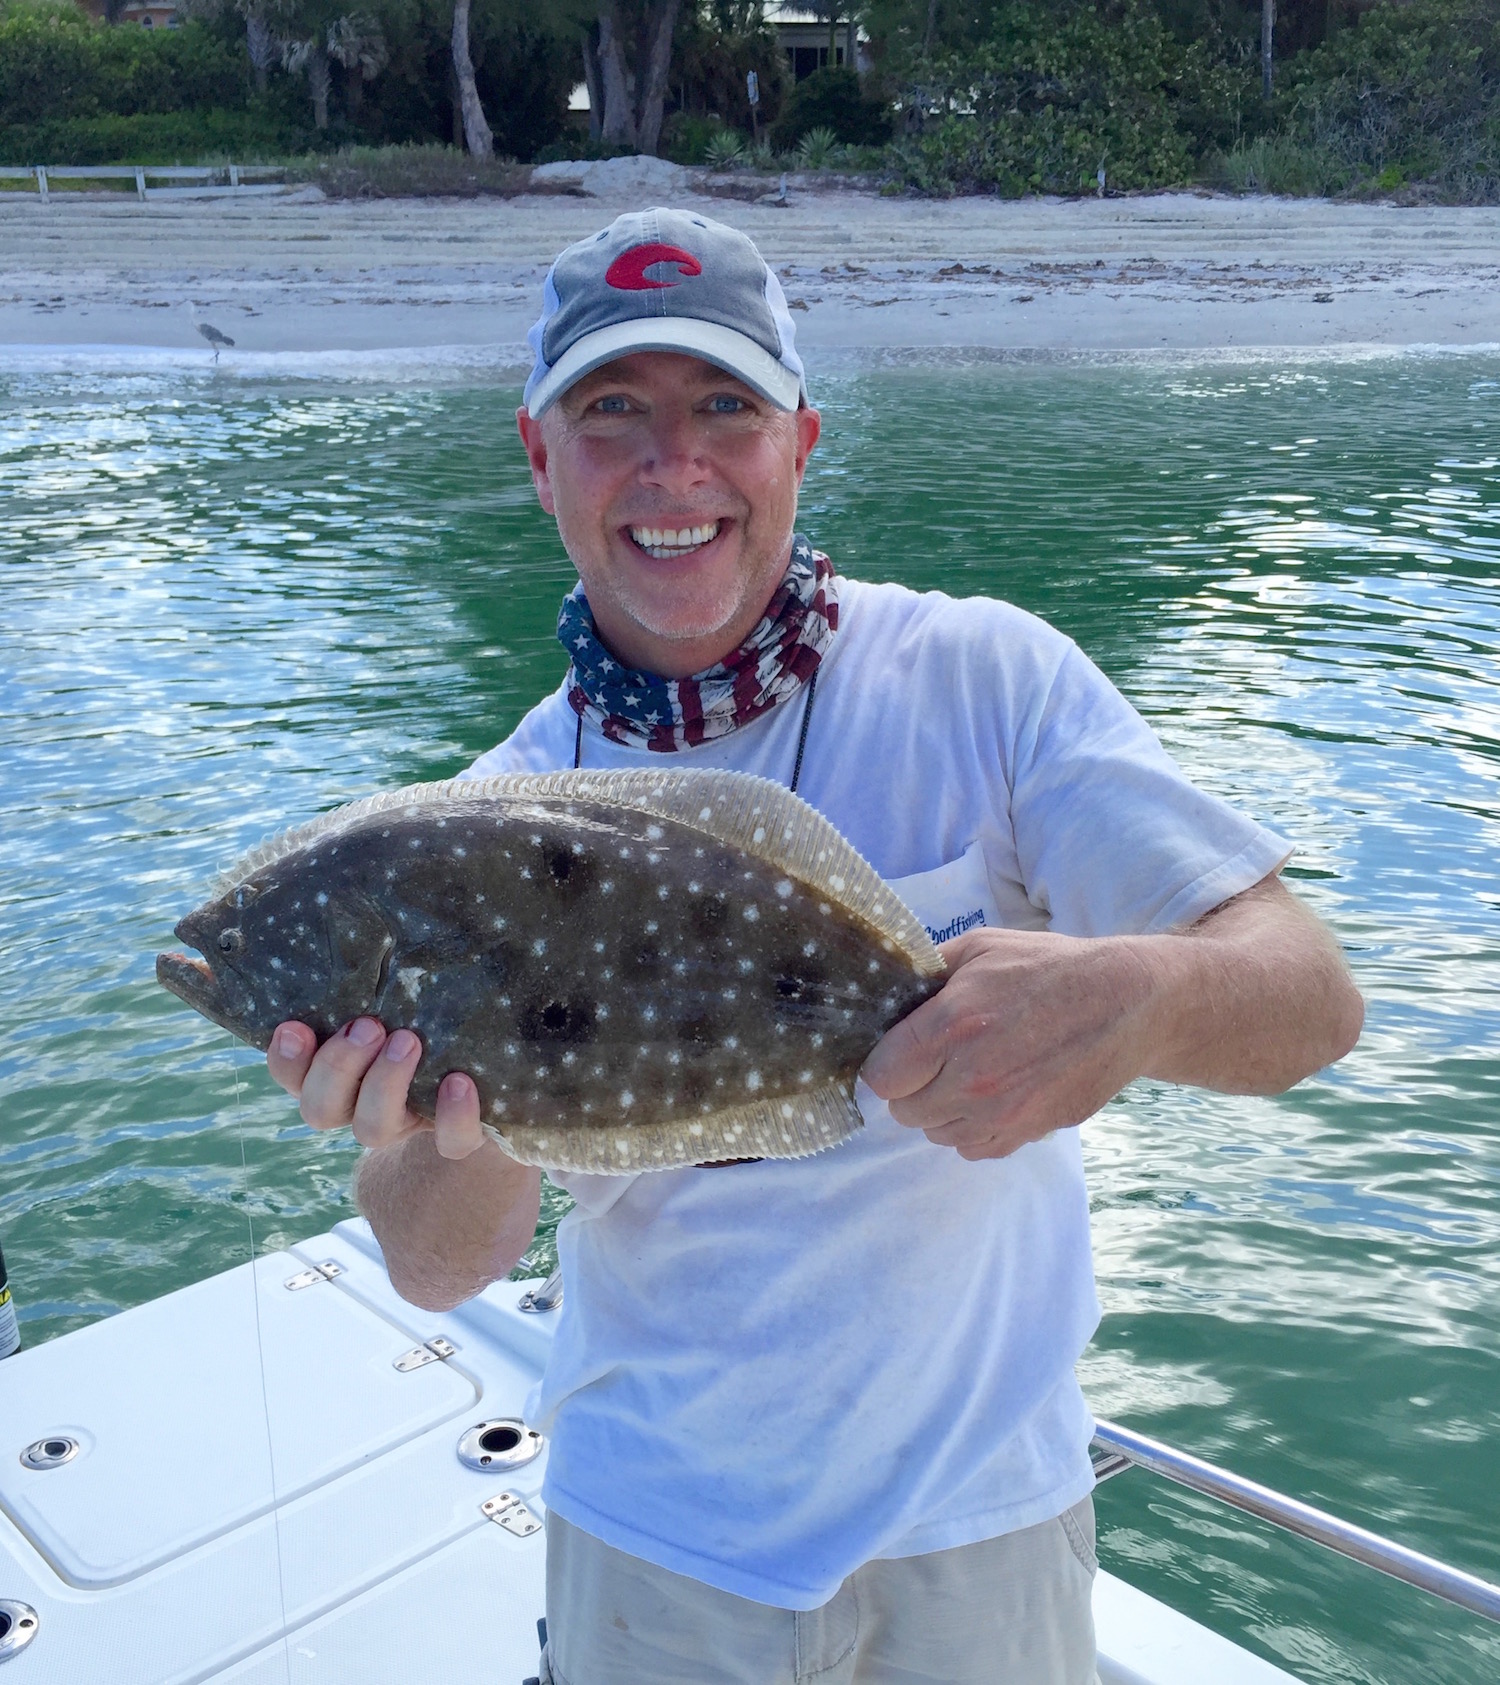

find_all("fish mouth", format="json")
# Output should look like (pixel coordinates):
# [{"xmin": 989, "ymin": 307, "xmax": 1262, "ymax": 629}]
[{"xmin": 156, "ymin": 950, "xmax": 233, "ymax": 1029}]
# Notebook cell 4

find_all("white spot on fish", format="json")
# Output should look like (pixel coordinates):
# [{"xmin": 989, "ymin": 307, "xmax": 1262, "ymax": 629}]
[
  {"xmin": 819, "ymin": 903, "xmax": 832, "ymax": 916},
  {"xmin": 642, "ymin": 1005, "xmax": 657, "ymax": 1023},
  {"xmin": 799, "ymin": 1071, "xmax": 813, "ymax": 1084},
  {"xmin": 493, "ymin": 917, "xmax": 507, "ymax": 931},
  {"xmin": 646, "ymin": 825, "xmax": 663, "ymax": 841},
  {"xmin": 601, "ymin": 880, "xmax": 614, "ymax": 894},
  {"xmin": 616, "ymin": 1139, "xmax": 630, "ymax": 1158},
  {"xmin": 782, "ymin": 1102, "xmax": 794, "ymax": 1117},
  {"xmin": 668, "ymin": 1050, "xmax": 681, "ymax": 1066},
  {"xmin": 776, "ymin": 880, "xmax": 793, "ymax": 899},
  {"xmin": 722, "ymin": 988, "xmax": 738, "ymax": 1002},
  {"xmin": 690, "ymin": 1122, "xmax": 704, "ymax": 1136},
  {"xmin": 316, "ymin": 892, "xmax": 329, "ymax": 906},
  {"xmin": 747, "ymin": 1070, "xmax": 762, "ymax": 1092},
  {"xmin": 753, "ymin": 826, "xmax": 766, "ymax": 843},
  {"xmin": 868, "ymin": 960, "xmax": 880, "ymax": 972},
  {"xmin": 645, "ymin": 921, "xmax": 658, "ymax": 934},
  {"xmin": 743, "ymin": 905, "xmax": 759, "ymax": 922},
  {"xmin": 620, "ymin": 1090, "xmax": 634, "ymax": 1108},
  {"xmin": 698, "ymin": 807, "xmax": 712, "ymax": 821},
  {"xmin": 725, "ymin": 1035, "xmax": 739, "ymax": 1051},
  {"xmin": 397, "ymin": 967, "xmax": 425, "ymax": 996},
  {"xmin": 532, "ymin": 938, "xmax": 547, "ymax": 956},
  {"xmin": 269, "ymin": 957, "xmax": 283, "ymax": 971},
  {"xmin": 657, "ymin": 884, "xmax": 670, "ymax": 900},
  {"xmin": 811, "ymin": 1034, "xmax": 824, "ymax": 1048},
  {"xmin": 597, "ymin": 1005, "xmax": 610, "ymax": 1020}
]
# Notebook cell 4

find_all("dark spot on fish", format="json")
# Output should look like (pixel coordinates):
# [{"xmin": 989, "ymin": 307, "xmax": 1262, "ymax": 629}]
[
  {"xmin": 677, "ymin": 1010, "xmax": 725, "ymax": 1047},
  {"xmin": 519, "ymin": 997, "xmax": 597, "ymax": 1045},
  {"xmin": 623, "ymin": 939, "xmax": 662, "ymax": 979},
  {"xmin": 774, "ymin": 975, "xmax": 803, "ymax": 1000}
]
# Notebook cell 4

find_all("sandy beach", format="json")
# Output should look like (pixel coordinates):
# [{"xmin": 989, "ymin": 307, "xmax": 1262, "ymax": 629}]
[{"xmin": 3, "ymin": 175, "xmax": 1500, "ymax": 367}]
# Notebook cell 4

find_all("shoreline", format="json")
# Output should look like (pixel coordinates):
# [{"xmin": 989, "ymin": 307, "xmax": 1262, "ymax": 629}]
[{"xmin": 4, "ymin": 185, "xmax": 1500, "ymax": 361}]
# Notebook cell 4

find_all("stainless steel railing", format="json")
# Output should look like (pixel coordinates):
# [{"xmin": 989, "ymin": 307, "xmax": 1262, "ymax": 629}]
[{"xmin": 1092, "ymin": 1418, "xmax": 1500, "ymax": 1624}]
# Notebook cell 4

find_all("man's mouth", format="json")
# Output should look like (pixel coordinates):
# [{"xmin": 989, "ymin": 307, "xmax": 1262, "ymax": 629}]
[{"xmin": 627, "ymin": 520, "xmax": 722, "ymax": 560}]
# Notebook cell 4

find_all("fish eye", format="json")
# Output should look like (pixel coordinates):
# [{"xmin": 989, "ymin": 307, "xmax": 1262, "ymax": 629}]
[{"xmin": 217, "ymin": 929, "xmax": 243, "ymax": 953}]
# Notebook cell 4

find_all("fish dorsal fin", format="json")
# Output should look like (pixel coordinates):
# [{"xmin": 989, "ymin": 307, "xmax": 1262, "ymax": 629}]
[
  {"xmin": 212, "ymin": 768, "xmax": 943, "ymax": 981},
  {"xmin": 458, "ymin": 767, "xmax": 945, "ymax": 979}
]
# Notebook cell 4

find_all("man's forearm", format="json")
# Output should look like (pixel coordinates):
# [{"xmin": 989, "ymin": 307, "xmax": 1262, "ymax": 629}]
[
  {"xmin": 1135, "ymin": 875, "xmax": 1363, "ymax": 1094},
  {"xmin": 353, "ymin": 1133, "xmax": 542, "ymax": 1312}
]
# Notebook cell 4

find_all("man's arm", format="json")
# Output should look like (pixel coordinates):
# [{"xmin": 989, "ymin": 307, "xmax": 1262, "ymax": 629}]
[
  {"xmin": 268, "ymin": 1018, "xmax": 541, "ymax": 1311},
  {"xmin": 862, "ymin": 873, "xmax": 1363, "ymax": 1161}
]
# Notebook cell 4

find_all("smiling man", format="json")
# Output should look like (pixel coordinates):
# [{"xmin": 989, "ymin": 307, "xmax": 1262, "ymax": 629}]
[{"xmin": 267, "ymin": 209, "xmax": 1362, "ymax": 1685}]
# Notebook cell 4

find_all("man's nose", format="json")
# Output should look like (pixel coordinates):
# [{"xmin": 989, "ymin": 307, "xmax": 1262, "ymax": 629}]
[{"xmin": 637, "ymin": 413, "xmax": 712, "ymax": 493}]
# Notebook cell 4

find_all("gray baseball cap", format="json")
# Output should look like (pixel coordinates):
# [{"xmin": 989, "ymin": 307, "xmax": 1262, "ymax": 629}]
[{"xmin": 523, "ymin": 207, "xmax": 808, "ymax": 417}]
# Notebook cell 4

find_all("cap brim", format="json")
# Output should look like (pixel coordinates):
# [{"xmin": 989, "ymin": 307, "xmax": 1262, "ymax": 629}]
[{"xmin": 526, "ymin": 317, "xmax": 803, "ymax": 417}]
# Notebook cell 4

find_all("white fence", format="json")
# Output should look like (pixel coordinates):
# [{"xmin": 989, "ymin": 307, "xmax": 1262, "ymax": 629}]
[{"xmin": 0, "ymin": 164, "xmax": 290, "ymax": 203}]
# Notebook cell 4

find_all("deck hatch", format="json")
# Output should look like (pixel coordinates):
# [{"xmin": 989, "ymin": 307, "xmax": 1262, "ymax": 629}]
[{"xmin": 0, "ymin": 1250, "xmax": 477, "ymax": 1587}]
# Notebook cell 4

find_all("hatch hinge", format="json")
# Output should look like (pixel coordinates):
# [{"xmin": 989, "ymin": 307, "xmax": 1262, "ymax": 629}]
[
  {"xmin": 482, "ymin": 1491, "xmax": 542, "ymax": 1537},
  {"xmin": 393, "ymin": 1335, "xmax": 458, "ymax": 1372},
  {"xmin": 283, "ymin": 1260, "xmax": 344, "ymax": 1291}
]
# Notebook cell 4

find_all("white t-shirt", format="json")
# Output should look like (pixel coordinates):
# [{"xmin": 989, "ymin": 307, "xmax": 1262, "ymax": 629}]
[{"xmin": 463, "ymin": 577, "xmax": 1290, "ymax": 1611}]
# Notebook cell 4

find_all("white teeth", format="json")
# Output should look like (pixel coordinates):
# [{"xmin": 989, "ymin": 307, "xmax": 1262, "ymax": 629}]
[{"xmin": 630, "ymin": 520, "xmax": 721, "ymax": 556}]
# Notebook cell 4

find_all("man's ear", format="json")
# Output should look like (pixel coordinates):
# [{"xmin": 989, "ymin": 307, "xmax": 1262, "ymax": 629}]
[
  {"xmin": 515, "ymin": 406, "xmax": 557, "ymax": 516},
  {"xmin": 792, "ymin": 404, "xmax": 821, "ymax": 486}
]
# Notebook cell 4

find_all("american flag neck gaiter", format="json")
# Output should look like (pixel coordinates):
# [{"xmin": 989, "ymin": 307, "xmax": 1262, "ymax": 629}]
[{"xmin": 557, "ymin": 535, "xmax": 840, "ymax": 754}]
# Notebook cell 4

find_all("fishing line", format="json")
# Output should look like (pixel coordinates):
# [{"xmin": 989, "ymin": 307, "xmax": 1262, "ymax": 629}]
[{"xmin": 231, "ymin": 1050, "xmax": 294, "ymax": 1685}]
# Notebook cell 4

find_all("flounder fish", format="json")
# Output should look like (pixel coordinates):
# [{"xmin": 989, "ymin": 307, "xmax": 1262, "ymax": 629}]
[{"xmin": 157, "ymin": 769, "xmax": 945, "ymax": 1172}]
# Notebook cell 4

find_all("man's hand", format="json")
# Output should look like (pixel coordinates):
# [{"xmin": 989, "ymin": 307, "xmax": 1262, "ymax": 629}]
[
  {"xmin": 862, "ymin": 874, "xmax": 1363, "ymax": 1162},
  {"xmin": 267, "ymin": 1017, "xmax": 485, "ymax": 1161},
  {"xmin": 265, "ymin": 1020, "xmax": 541, "ymax": 1311},
  {"xmin": 862, "ymin": 929, "xmax": 1156, "ymax": 1160}
]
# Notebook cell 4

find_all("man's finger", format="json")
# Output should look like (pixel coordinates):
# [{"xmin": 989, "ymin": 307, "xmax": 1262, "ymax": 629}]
[
  {"xmin": 350, "ymin": 1027, "xmax": 425, "ymax": 1150},
  {"xmin": 861, "ymin": 994, "xmax": 950, "ymax": 1103},
  {"xmin": 267, "ymin": 1021, "xmax": 316, "ymax": 1097},
  {"xmin": 299, "ymin": 1016, "xmax": 388, "ymax": 1132},
  {"xmin": 432, "ymin": 1072, "xmax": 485, "ymax": 1161}
]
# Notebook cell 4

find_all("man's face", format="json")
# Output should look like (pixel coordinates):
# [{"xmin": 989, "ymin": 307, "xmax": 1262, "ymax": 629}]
[{"xmin": 517, "ymin": 351, "xmax": 820, "ymax": 679}]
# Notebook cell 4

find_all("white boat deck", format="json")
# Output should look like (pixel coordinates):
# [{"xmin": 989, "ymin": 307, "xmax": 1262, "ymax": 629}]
[{"xmin": 0, "ymin": 1219, "xmax": 1302, "ymax": 1683}]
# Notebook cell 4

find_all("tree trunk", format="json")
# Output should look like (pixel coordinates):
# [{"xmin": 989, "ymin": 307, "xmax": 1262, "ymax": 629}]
[
  {"xmin": 452, "ymin": 0, "xmax": 494, "ymax": 159},
  {"xmin": 346, "ymin": 66, "xmax": 364, "ymax": 115},
  {"xmin": 827, "ymin": 6, "xmax": 837, "ymax": 65},
  {"xmin": 581, "ymin": 23, "xmax": 604, "ymax": 143},
  {"xmin": 308, "ymin": 48, "xmax": 331, "ymax": 129},
  {"xmin": 634, "ymin": 0, "xmax": 681, "ymax": 156},
  {"xmin": 922, "ymin": 0, "xmax": 938, "ymax": 58},
  {"xmin": 245, "ymin": 11, "xmax": 273, "ymax": 94},
  {"xmin": 1261, "ymin": 0, "xmax": 1274, "ymax": 99},
  {"xmin": 597, "ymin": 2, "xmax": 636, "ymax": 147}
]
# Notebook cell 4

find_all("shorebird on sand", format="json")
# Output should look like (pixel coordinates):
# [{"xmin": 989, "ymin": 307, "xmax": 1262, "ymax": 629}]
[{"xmin": 186, "ymin": 305, "xmax": 235, "ymax": 362}]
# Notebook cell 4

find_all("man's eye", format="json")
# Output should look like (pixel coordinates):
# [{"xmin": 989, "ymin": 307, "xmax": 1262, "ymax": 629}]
[
  {"xmin": 709, "ymin": 395, "xmax": 745, "ymax": 414},
  {"xmin": 595, "ymin": 395, "xmax": 630, "ymax": 414}
]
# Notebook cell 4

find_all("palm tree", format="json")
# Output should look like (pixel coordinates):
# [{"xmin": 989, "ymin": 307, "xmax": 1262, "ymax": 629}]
[{"xmin": 327, "ymin": 12, "xmax": 388, "ymax": 116}]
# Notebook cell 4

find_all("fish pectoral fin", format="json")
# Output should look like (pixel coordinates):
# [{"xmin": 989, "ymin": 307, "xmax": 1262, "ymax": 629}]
[{"xmin": 490, "ymin": 1079, "xmax": 864, "ymax": 1174}]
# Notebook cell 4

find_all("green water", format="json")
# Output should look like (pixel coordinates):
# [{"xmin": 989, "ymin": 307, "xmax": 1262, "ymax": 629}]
[{"xmin": 3, "ymin": 355, "xmax": 1498, "ymax": 1683}]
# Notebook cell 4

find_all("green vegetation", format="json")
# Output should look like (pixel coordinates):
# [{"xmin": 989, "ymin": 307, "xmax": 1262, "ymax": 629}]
[{"xmin": 0, "ymin": 0, "xmax": 1496, "ymax": 201}]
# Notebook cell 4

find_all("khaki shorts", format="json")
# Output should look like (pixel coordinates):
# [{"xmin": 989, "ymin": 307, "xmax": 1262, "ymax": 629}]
[{"xmin": 538, "ymin": 1498, "xmax": 1099, "ymax": 1685}]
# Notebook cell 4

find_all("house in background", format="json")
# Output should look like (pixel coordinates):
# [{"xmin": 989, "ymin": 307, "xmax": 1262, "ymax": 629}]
[
  {"xmin": 76, "ymin": 0, "xmax": 180, "ymax": 26},
  {"xmin": 767, "ymin": 5, "xmax": 871, "ymax": 81}
]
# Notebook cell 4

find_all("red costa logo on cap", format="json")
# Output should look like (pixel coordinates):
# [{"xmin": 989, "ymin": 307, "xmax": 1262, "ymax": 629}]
[{"xmin": 606, "ymin": 243, "xmax": 702, "ymax": 291}]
